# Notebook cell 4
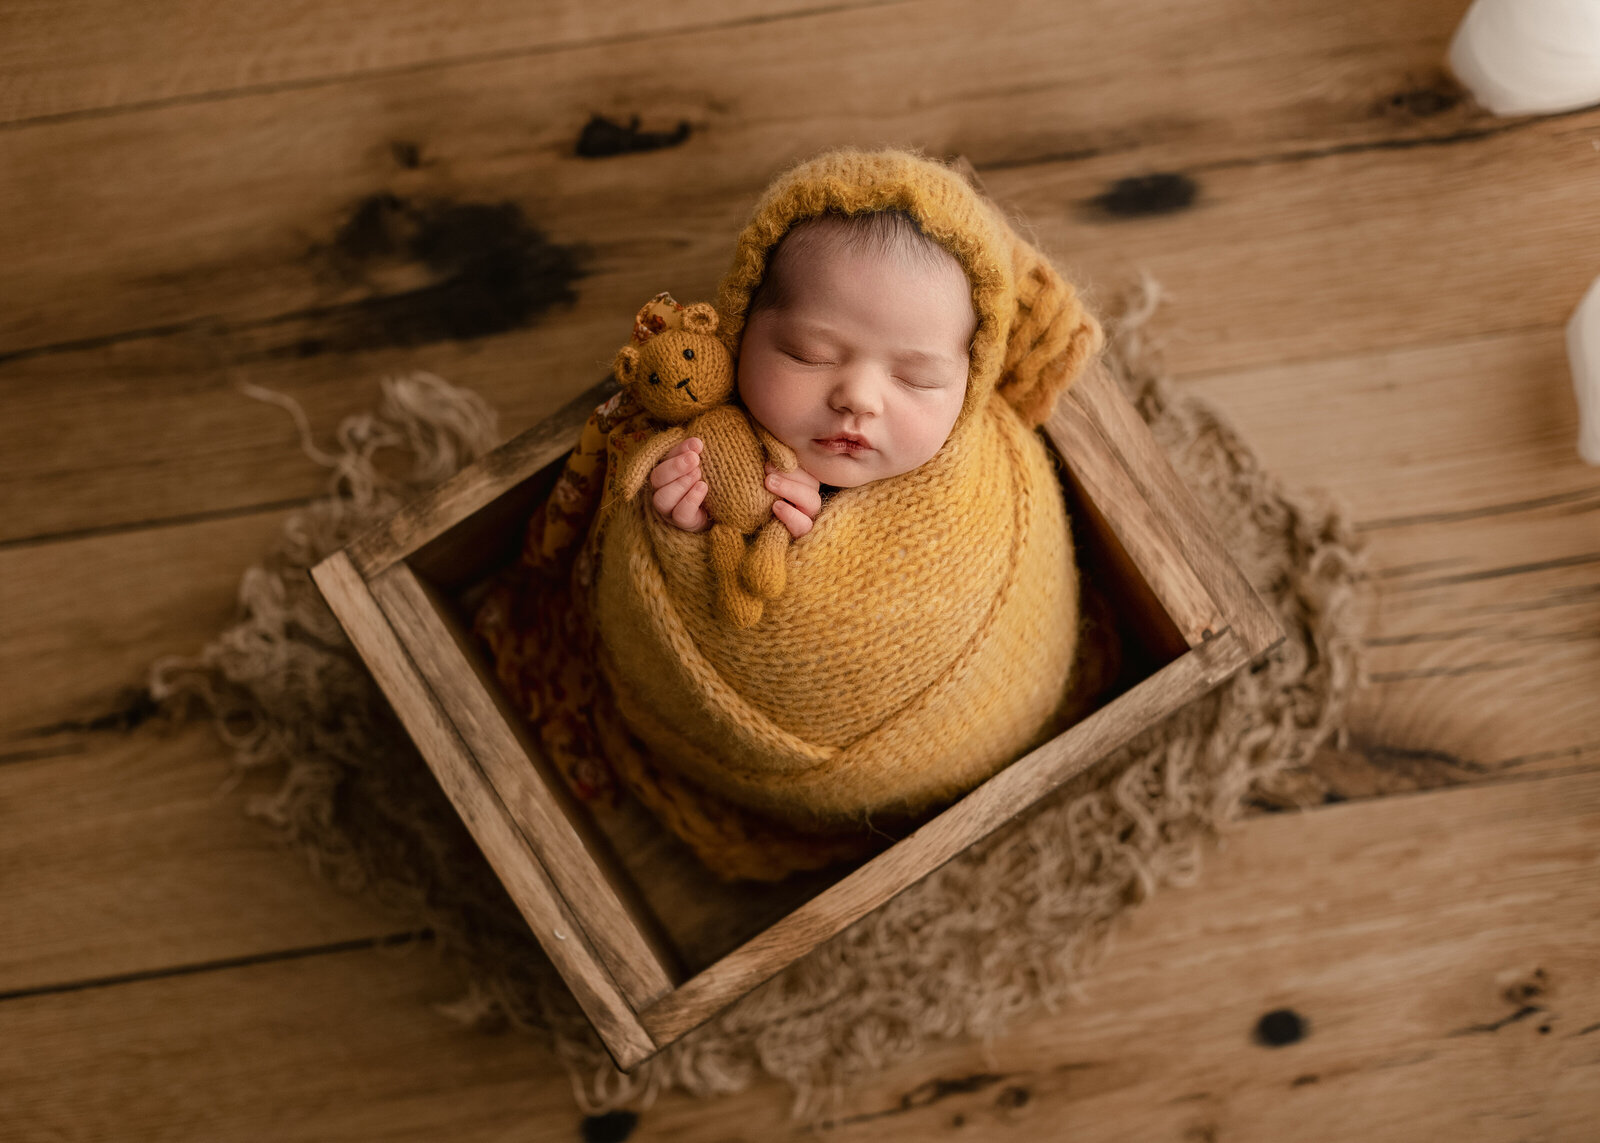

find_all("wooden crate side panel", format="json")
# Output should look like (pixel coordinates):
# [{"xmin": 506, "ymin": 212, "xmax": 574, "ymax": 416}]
[
  {"xmin": 639, "ymin": 632, "xmax": 1250, "ymax": 1046},
  {"xmin": 1071, "ymin": 365, "xmax": 1284, "ymax": 658},
  {"xmin": 368, "ymin": 562, "xmax": 676, "ymax": 1009},
  {"xmin": 1060, "ymin": 458, "xmax": 1193, "ymax": 670},
  {"xmin": 1047, "ymin": 384, "xmax": 1226, "ymax": 647},
  {"xmin": 308, "ymin": 551, "xmax": 657, "ymax": 1069},
  {"xmin": 402, "ymin": 465, "xmax": 557, "ymax": 593},
  {"xmin": 346, "ymin": 378, "xmax": 616, "ymax": 579}
]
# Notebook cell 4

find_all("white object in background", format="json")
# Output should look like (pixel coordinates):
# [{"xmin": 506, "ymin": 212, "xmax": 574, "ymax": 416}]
[
  {"xmin": 1449, "ymin": 0, "xmax": 1600, "ymax": 115},
  {"xmin": 1571, "ymin": 277, "xmax": 1600, "ymax": 466}
]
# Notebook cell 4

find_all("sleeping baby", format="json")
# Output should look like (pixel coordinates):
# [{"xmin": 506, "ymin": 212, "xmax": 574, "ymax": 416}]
[
  {"xmin": 586, "ymin": 148, "xmax": 1104, "ymax": 846},
  {"xmin": 646, "ymin": 207, "xmax": 976, "ymax": 544}
]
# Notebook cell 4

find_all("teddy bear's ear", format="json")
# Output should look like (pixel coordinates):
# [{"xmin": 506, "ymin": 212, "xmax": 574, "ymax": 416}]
[
  {"xmin": 682, "ymin": 303, "xmax": 719, "ymax": 334},
  {"xmin": 613, "ymin": 344, "xmax": 641, "ymax": 384}
]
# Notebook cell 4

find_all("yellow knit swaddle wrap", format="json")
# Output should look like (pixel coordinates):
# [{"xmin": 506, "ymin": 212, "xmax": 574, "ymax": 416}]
[{"xmin": 594, "ymin": 149, "xmax": 1102, "ymax": 827}]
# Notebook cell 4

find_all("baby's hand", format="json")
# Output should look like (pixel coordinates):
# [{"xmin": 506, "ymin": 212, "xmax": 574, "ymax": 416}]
[
  {"xmin": 765, "ymin": 463, "xmax": 822, "ymax": 539},
  {"xmin": 649, "ymin": 438, "xmax": 711, "ymax": 532}
]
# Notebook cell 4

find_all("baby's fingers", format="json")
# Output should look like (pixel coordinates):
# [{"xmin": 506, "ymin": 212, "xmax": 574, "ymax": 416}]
[
  {"xmin": 772, "ymin": 498, "xmax": 814, "ymax": 539},
  {"xmin": 652, "ymin": 468, "xmax": 699, "ymax": 522},
  {"xmin": 649, "ymin": 438, "xmax": 702, "ymax": 489},
  {"xmin": 764, "ymin": 470, "xmax": 822, "ymax": 519},
  {"xmin": 671, "ymin": 479, "xmax": 711, "ymax": 532}
]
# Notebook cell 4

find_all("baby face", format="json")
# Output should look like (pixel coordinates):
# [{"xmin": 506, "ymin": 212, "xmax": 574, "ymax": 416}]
[{"xmin": 737, "ymin": 231, "xmax": 975, "ymax": 488}]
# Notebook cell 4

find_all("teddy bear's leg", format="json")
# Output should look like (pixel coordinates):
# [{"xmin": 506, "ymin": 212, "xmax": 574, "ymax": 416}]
[
  {"xmin": 740, "ymin": 518, "xmax": 789, "ymax": 600},
  {"xmin": 710, "ymin": 523, "xmax": 765, "ymax": 628}
]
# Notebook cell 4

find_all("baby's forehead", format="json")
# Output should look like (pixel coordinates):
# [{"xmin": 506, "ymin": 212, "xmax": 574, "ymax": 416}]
[
  {"xmin": 772, "ymin": 216, "xmax": 942, "ymax": 276},
  {"xmin": 758, "ymin": 215, "xmax": 976, "ymax": 329}
]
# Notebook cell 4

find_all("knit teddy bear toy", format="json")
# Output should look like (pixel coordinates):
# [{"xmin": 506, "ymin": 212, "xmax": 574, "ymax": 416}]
[{"xmin": 612, "ymin": 293, "xmax": 799, "ymax": 628}]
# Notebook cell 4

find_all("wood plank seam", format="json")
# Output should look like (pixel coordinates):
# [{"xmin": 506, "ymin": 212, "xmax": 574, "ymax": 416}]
[{"xmin": 0, "ymin": 1, "xmax": 904, "ymax": 129}]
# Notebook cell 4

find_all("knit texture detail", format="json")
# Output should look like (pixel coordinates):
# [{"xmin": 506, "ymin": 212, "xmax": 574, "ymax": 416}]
[
  {"xmin": 597, "ymin": 392, "xmax": 1074, "ymax": 824},
  {"xmin": 999, "ymin": 227, "xmax": 1107, "ymax": 426}
]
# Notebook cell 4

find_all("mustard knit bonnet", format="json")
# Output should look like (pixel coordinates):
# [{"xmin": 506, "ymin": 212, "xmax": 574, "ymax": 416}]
[{"xmin": 716, "ymin": 147, "xmax": 1100, "ymax": 435}]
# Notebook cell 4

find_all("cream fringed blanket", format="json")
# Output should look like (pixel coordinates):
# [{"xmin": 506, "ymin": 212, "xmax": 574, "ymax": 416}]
[{"xmin": 150, "ymin": 286, "xmax": 1367, "ymax": 1117}]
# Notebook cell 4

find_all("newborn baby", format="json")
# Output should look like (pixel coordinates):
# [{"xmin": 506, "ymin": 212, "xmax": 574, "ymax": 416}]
[
  {"xmin": 591, "ymin": 148, "xmax": 1101, "ymax": 834},
  {"xmin": 646, "ymin": 209, "xmax": 977, "ymax": 539}
]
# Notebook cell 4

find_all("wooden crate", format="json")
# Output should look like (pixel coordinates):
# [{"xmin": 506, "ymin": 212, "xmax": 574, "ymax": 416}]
[{"xmin": 310, "ymin": 362, "xmax": 1283, "ymax": 1071}]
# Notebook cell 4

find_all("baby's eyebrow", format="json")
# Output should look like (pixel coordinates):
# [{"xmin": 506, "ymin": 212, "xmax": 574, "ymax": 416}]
[
  {"xmin": 780, "ymin": 320, "xmax": 965, "ymax": 368},
  {"xmin": 892, "ymin": 346, "xmax": 966, "ymax": 368}
]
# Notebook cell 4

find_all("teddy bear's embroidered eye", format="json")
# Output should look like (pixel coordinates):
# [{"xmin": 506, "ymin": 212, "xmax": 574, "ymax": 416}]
[
  {"xmin": 648, "ymin": 372, "xmax": 660, "ymax": 384},
  {"xmin": 682, "ymin": 348, "xmax": 695, "ymax": 360}
]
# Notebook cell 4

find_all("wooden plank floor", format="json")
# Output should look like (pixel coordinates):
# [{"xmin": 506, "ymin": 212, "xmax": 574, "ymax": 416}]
[{"xmin": 3, "ymin": 1, "xmax": 1597, "ymax": 1138}]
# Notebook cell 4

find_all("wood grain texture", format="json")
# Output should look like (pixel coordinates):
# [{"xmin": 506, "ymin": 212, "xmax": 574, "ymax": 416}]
[
  {"xmin": 0, "ymin": 940, "xmax": 576, "ymax": 1142},
  {"xmin": 0, "ymin": 726, "xmax": 398, "ymax": 998},
  {"xmin": 4, "ymin": 9, "xmax": 1596, "ymax": 545},
  {"xmin": 9, "ymin": 97, "xmax": 1588, "ymax": 384},
  {"xmin": 1071, "ymin": 364, "xmax": 1283, "ymax": 657},
  {"xmin": 640, "ymin": 633, "xmax": 1248, "ymax": 1045},
  {"xmin": 0, "ymin": 508, "xmax": 296, "ymax": 751},
  {"xmin": 1182, "ymin": 325, "xmax": 1600, "ymax": 799},
  {"xmin": 1342, "ymin": 507, "xmax": 1600, "ymax": 792},
  {"xmin": 1048, "ymin": 367, "xmax": 1228, "ymax": 648},
  {"xmin": 309, "ymin": 550, "xmax": 656, "ymax": 1067},
  {"xmin": 2, "ymin": 0, "xmax": 1487, "ymax": 351},
  {"xmin": 366, "ymin": 559, "xmax": 677, "ymax": 1007},
  {"xmin": 582, "ymin": 794, "xmax": 845, "ymax": 976},
  {"xmin": 5, "ymin": 764, "xmax": 1595, "ymax": 1141},
  {"xmin": 1182, "ymin": 326, "xmax": 1597, "ymax": 525},
  {"xmin": 6, "ymin": 114, "xmax": 1594, "ymax": 545},
  {"xmin": 643, "ymin": 767, "xmax": 1600, "ymax": 1142},
  {"xmin": 0, "ymin": 0, "xmax": 886, "ymax": 124}
]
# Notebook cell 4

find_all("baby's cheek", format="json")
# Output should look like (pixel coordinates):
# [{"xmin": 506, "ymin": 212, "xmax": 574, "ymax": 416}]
[
  {"xmin": 898, "ymin": 402, "xmax": 955, "ymax": 462},
  {"xmin": 746, "ymin": 372, "xmax": 804, "ymax": 438},
  {"xmin": 737, "ymin": 365, "xmax": 777, "ymax": 421}
]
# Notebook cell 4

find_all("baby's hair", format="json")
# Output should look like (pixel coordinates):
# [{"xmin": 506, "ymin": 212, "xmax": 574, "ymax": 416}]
[{"xmin": 746, "ymin": 208, "xmax": 966, "ymax": 319}]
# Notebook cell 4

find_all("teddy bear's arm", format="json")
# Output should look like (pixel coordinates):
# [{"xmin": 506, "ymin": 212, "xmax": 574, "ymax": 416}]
[
  {"xmin": 616, "ymin": 426, "xmax": 690, "ymax": 501},
  {"xmin": 752, "ymin": 421, "xmax": 799, "ymax": 473}
]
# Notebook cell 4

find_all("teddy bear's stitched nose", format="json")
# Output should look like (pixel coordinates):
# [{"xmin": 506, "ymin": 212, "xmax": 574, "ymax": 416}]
[{"xmin": 675, "ymin": 378, "xmax": 698, "ymax": 400}]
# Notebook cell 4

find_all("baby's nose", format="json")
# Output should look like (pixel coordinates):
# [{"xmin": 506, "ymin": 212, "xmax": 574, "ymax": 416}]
[{"xmin": 830, "ymin": 369, "xmax": 885, "ymax": 414}]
